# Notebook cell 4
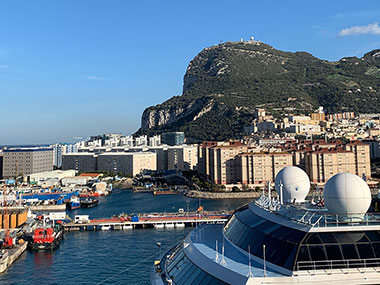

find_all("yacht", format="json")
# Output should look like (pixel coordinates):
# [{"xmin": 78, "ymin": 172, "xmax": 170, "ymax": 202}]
[{"xmin": 152, "ymin": 167, "xmax": 380, "ymax": 284}]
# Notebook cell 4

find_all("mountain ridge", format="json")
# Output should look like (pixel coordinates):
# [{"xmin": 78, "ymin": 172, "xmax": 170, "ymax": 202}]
[{"xmin": 137, "ymin": 41, "xmax": 380, "ymax": 141}]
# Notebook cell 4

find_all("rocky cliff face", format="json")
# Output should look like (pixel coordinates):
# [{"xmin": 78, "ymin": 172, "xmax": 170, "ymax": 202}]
[
  {"xmin": 140, "ymin": 96, "xmax": 214, "ymax": 130},
  {"xmin": 138, "ymin": 40, "xmax": 380, "ymax": 141}
]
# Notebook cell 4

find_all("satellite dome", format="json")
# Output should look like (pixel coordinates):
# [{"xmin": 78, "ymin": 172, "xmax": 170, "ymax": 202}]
[
  {"xmin": 323, "ymin": 173, "xmax": 371, "ymax": 221},
  {"xmin": 275, "ymin": 166, "xmax": 310, "ymax": 203}
]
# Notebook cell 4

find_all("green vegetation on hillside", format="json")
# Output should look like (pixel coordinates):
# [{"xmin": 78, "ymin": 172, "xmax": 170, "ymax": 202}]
[{"xmin": 137, "ymin": 42, "xmax": 380, "ymax": 141}]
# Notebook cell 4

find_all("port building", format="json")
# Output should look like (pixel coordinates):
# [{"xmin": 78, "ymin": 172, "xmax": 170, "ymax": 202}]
[
  {"xmin": 97, "ymin": 152, "xmax": 157, "ymax": 176},
  {"xmin": 0, "ymin": 207, "xmax": 28, "ymax": 229},
  {"xmin": 62, "ymin": 153, "xmax": 98, "ymax": 173},
  {"xmin": 62, "ymin": 152, "xmax": 157, "ymax": 176},
  {"xmin": 2, "ymin": 147, "xmax": 53, "ymax": 178}
]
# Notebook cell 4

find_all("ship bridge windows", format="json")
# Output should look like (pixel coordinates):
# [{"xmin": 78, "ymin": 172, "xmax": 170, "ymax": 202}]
[
  {"xmin": 295, "ymin": 231, "xmax": 380, "ymax": 271},
  {"xmin": 165, "ymin": 248, "xmax": 228, "ymax": 285},
  {"xmin": 224, "ymin": 207, "xmax": 307, "ymax": 271}
]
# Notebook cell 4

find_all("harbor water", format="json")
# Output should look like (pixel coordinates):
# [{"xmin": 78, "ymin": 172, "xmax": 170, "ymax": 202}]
[{"xmin": 0, "ymin": 189, "xmax": 249, "ymax": 285}]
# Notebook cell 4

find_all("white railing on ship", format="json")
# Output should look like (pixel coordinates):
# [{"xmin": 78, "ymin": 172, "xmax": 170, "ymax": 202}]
[
  {"xmin": 255, "ymin": 195, "xmax": 380, "ymax": 228},
  {"xmin": 296, "ymin": 257, "xmax": 380, "ymax": 272}
]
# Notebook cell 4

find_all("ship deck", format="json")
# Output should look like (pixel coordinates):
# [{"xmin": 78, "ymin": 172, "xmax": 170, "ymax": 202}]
[{"xmin": 185, "ymin": 224, "xmax": 284, "ymax": 281}]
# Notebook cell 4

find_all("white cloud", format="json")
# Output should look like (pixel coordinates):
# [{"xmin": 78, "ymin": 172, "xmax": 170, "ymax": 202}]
[
  {"xmin": 0, "ymin": 64, "xmax": 8, "ymax": 69},
  {"xmin": 85, "ymin": 75, "xmax": 107, "ymax": 80},
  {"xmin": 339, "ymin": 22, "xmax": 380, "ymax": 36}
]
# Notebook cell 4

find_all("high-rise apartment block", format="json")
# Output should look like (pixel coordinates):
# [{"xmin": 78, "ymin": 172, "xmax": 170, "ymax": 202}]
[
  {"xmin": 237, "ymin": 152, "xmax": 293, "ymax": 185},
  {"xmin": 305, "ymin": 149, "xmax": 356, "ymax": 183},
  {"xmin": 52, "ymin": 143, "xmax": 78, "ymax": 168},
  {"xmin": 205, "ymin": 142, "xmax": 248, "ymax": 185},
  {"xmin": 167, "ymin": 145, "xmax": 198, "ymax": 171},
  {"xmin": 161, "ymin": 132, "xmax": 185, "ymax": 146},
  {"xmin": 199, "ymin": 140, "xmax": 371, "ymax": 187}
]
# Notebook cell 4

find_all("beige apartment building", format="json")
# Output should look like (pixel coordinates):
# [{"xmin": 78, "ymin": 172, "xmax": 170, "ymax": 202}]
[
  {"xmin": 237, "ymin": 152, "xmax": 293, "ymax": 185},
  {"xmin": 97, "ymin": 152, "xmax": 156, "ymax": 177},
  {"xmin": 167, "ymin": 145, "xmax": 198, "ymax": 171},
  {"xmin": 208, "ymin": 142, "xmax": 248, "ymax": 185},
  {"xmin": 3, "ymin": 147, "xmax": 53, "ymax": 178},
  {"xmin": 198, "ymin": 142, "xmax": 221, "ymax": 177},
  {"xmin": 305, "ymin": 150, "xmax": 356, "ymax": 183},
  {"xmin": 344, "ymin": 142, "xmax": 371, "ymax": 179},
  {"xmin": 198, "ymin": 139, "xmax": 372, "ymax": 187}
]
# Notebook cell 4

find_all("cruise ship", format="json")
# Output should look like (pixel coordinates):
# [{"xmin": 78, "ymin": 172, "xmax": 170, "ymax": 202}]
[{"xmin": 152, "ymin": 166, "xmax": 380, "ymax": 284}]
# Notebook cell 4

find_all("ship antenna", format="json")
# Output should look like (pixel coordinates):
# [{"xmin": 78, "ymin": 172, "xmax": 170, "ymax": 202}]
[
  {"xmin": 263, "ymin": 244, "xmax": 267, "ymax": 277},
  {"xmin": 215, "ymin": 240, "xmax": 219, "ymax": 263},
  {"xmin": 220, "ymin": 236, "xmax": 226, "ymax": 266},
  {"xmin": 279, "ymin": 181, "xmax": 284, "ymax": 205},
  {"xmin": 247, "ymin": 245, "xmax": 253, "ymax": 278}
]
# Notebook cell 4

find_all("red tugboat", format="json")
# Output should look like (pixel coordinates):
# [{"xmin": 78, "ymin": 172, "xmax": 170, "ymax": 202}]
[{"xmin": 30, "ymin": 224, "xmax": 64, "ymax": 250}]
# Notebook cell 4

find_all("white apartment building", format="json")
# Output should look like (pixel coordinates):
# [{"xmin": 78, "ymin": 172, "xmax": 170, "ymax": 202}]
[{"xmin": 149, "ymin": 135, "xmax": 161, "ymax": 147}]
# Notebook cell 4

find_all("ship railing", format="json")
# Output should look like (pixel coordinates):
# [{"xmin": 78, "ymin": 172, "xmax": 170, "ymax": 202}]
[
  {"xmin": 311, "ymin": 212, "xmax": 380, "ymax": 228},
  {"xmin": 296, "ymin": 257, "xmax": 380, "ymax": 272},
  {"xmin": 33, "ymin": 235, "xmax": 54, "ymax": 239},
  {"xmin": 255, "ymin": 197, "xmax": 380, "ymax": 228}
]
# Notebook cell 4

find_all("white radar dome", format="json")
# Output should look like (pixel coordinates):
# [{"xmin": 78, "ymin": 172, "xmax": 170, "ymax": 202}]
[
  {"xmin": 274, "ymin": 166, "xmax": 310, "ymax": 203},
  {"xmin": 323, "ymin": 172, "xmax": 371, "ymax": 221}
]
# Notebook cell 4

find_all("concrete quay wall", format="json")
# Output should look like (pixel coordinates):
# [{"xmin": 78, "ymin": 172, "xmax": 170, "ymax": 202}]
[
  {"xmin": 6, "ymin": 242, "xmax": 28, "ymax": 267},
  {"xmin": 185, "ymin": 190, "xmax": 263, "ymax": 199}
]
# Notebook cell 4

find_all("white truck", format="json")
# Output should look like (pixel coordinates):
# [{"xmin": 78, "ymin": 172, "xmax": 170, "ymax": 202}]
[{"xmin": 74, "ymin": 215, "xmax": 90, "ymax": 224}]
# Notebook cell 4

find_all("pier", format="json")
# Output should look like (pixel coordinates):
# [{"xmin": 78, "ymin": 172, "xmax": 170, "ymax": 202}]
[
  {"xmin": 63, "ymin": 211, "xmax": 231, "ymax": 231},
  {"xmin": 0, "ymin": 242, "xmax": 28, "ymax": 274}
]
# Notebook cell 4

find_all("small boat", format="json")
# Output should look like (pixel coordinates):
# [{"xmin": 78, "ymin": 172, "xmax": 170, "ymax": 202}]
[
  {"xmin": 68, "ymin": 196, "xmax": 81, "ymax": 210},
  {"xmin": 29, "ymin": 224, "xmax": 64, "ymax": 250},
  {"xmin": 122, "ymin": 225, "xmax": 133, "ymax": 230},
  {"xmin": 100, "ymin": 225, "xmax": 111, "ymax": 231},
  {"xmin": 154, "ymin": 223, "xmax": 165, "ymax": 229},
  {"xmin": 165, "ymin": 223, "xmax": 175, "ymax": 228},
  {"xmin": 153, "ymin": 190, "xmax": 177, "ymax": 195},
  {"xmin": 79, "ymin": 192, "xmax": 100, "ymax": 198},
  {"xmin": 175, "ymin": 223, "xmax": 185, "ymax": 228},
  {"xmin": 80, "ymin": 198, "xmax": 99, "ymax": 208}
]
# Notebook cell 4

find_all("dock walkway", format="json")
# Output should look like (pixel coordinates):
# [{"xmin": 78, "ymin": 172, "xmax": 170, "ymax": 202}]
[{"xmin": 64, "ymin": 212, "xmax": 231, "ymax": 231}]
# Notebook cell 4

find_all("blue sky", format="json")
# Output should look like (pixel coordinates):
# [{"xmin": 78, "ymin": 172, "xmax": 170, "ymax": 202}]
[{"xmin": 0, "ymin": 0, "xmax": 380, "ymax": 144}]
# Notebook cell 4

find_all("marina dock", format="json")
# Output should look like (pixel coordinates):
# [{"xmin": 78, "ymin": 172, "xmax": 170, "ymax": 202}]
[{"xmin": 64, "ymin": 212, "xmax": 231, "ymax": 231}]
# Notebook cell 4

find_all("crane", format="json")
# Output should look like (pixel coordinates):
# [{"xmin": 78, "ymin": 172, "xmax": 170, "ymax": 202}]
[{"xmin": 2, "ymin": 183, "xmax": 12, "ymax": 248}]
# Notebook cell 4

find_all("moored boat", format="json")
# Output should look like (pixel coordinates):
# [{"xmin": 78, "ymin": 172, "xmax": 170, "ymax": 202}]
[
  {"xmin": 68, "ymin": 196, "xmax": 81, "ymax": 210},
  {"xmin": 29, "ymin": 224, "xmax": 64, "ymax": 250},
  {"xmin": 80, "ymin": 198, "xmax": 99, "ymax": 208}
]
